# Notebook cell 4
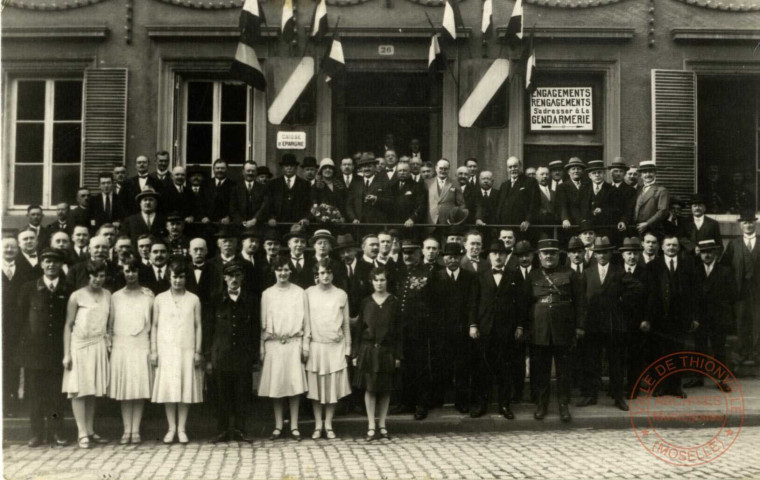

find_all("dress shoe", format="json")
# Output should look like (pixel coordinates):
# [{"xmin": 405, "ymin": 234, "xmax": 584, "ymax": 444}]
[
  {"xmin": 499, "ymin": 405, "xmax": 515, "ymax": 420},
  {"xmin": 718, "ymin": 381, "xmax": 732, "ymax": 393},
  {"xmin": 231, "ymin": 430, "xmax": 253, "ymax": 443},
  {"xmin": 614, "ymin": 397, "xmax": 629, "ymax": 412},
  {"xmin": 455, "ymin": 404, "xmax": 470, "ymax": 414},
  {"xmin": 209, "ymin": 431, "xmax": 230, "ymax": 444},
  {"xmin": 49, "ymin": 434, "xmax": 68, "ymax": 447},
  {"xmin": 470, "ymin": 405, "xmax": 487, "ymax": 418},
  {"xmin": 559, "ymin": 404, "xmax": 572, "ymax": 423},
  {"xmin": 683, "ymin": 378, "xmax": 704, "ymax": 388},
  {"xmin": 27, "ymin": 436, "xmax": 43, "ymax": 448},
  {"xmin": 576, "ymin": 397, "xmax": 597, "ymax": 407},
  {"xmin": 534, "ymin": 405, "xmax": 548, "ymax": 420},
  {"xmin": 413, "ymin": 408, "xmax": 428, "ymax": 421}
]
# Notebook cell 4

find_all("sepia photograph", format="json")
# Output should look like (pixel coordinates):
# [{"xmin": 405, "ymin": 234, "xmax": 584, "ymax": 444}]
[{"xmin": 0, "ymin": 0, "xmax": 759, "ymax": 477}]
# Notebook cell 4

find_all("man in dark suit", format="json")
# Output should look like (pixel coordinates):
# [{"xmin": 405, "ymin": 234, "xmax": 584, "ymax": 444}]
[
  {"xmin": 684, "ymin": 240, "xmax": 737, "ymax": 391},
  {"xmin": 284, "ymin": 225, "xmax": 315, "ymax": 290},
  {"xmin": 230, "ymin": 161, "xmax": 268, "ymax": 228},
  {"xmin": 534, "ymin": 166, "xmax": 561, "ymax": 240},
  {"xmin": 15, "ymin": 228, "xmax": 42, "ymax": 283},
  {"xmin": 648, "ymin": 234, "xmax": 697, "ymax": 397},
  {"xmin": 346, "ymin": 153, "xmax": 390, "ymax": 225},
  {"xmin": 66, "ymin": 236, "xmax": 117, "ymax": 292},
  {"xmin": 187, "ymin": 165, "xmax": 211, "ymax": 223},
  {"xmin": 608, "ymin": 159, "xmax": 637, "ymax": 228},
  {"xmin": 430, "ymin": 242, "xmax": 476, "ymax": 413},
  {"xmin": 460, "ymin": 231, "xmax": 490, "ymax": 274},
  {"xmin": 186, "ymin": 237, "xmax": 222, "ymax": 305},
  {"xmin": 121, "ymin": 188, "xmax": 167, "ymax": 246},
  {"xmin": 578, "ymin": 160, "xmax": 627, "ymax": 241},
  {"xmin": 161, "ymin": 166, "xmax": 194, "ymax": 222},
  {"xmin": 46, "ymin": 202, "xmax": 73, "ymax": 238},
  {"xmin": 468, "ymin": 240, "xmax": 526, "ymax": 419},
  {"xmin": 68, "ymin": 187, "xmax": 94, "ymax": 234},
  {"xmin": 527, "ymin": 239, "xmax": 585, "ymax": 422},
  {"xmin": 722, "ymin": 210, "xmax": 760, "ymax": 366},
  {"xmin": 548, "ymin": 160, "xmax": 565, "ymax": 192},
  {"xmin": 205, "ymin": 262, "xmax": 259, "ymax": 443},
  {"xmin": 153, "ymin": 150, "xmax": 173, "ymax": 189},
  {"xmin": 456, "ymin": 166, "xmax": 480, "ymax": 225},
  {"xmin": 679, "ymin": 194, "xmax": 722, "ymax": 256},
  {"xmin": 266, "ymin": 154, "xmax": 310, "ymax": 226},
  {"xmin": 494, "ymin": 157, "xmax": 539, "ymax": 235},
  {"xmin": 512, "ymin": 240, "xmax": 536, "ymax": 403},
  {"xmin": 556, "ymin": 158, "xmax": 587, "ymax": 231},
  {"xmin": 387, "ymin": 162, "xmax": 426, "ymax": 227},
  {"xmin": 24, "ymin": 205, "xmax": 51, "ymax": 252},
  {"xmin": 474, "ymin": 171, "xmax": 499, "ymax": 227},
  {"xmin": 338, "ymin": 156, "xmax": 356, "ymax": 190},
  {"xmin": 16, "ymin": 249, "xmax": 70, "ymax": 447},
  {"xmin": 576, "ymin": 237, "xmax": 637, "ymax": 411},
  {"xmin": 2, "ymin": 236, "xmax": 24, "ymax": 416},
  {"xmin": 90, "ymin": 172, "xmax": 124, "ymax": 230},
  {"xmin": 123, "ymin": 155, "xmax": 164, "ymax": 215},
  {"xmin": 257, "ymin": 229, "xmax": 281, "ymax": 291},
  {"xmin": 138, "ymin": 240, "xmax": 170, "ymax": 294},
  {"xmin": 69, "ymin": 225, "xmax": 90, "ymax": 264},
  {"xmin": 207, "ymin": 159, "xmax": 236, "ymax": 223},
  {"xmin": 633, "ymin": 160, "xmax": 670, "ymax": 236}
]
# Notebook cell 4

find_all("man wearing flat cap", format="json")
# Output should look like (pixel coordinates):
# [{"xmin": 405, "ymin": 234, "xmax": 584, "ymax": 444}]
[
  {"xmin": 121, "ymin": 188, "xmax": 167, "ymax": 246},
  {"xmin": 468, "ymin": 241, "xmax": 526, "ymax": 419},
  {"xmin": 633, "ymin": 160, "xmax": 670, "ymax": 235},
  {"xmin": 17, "ymin": 249, "xmax": 70, "ymax": 447},
  {"xmin": 527, "ymin": 238, "xmax": 585, "ymax": 422},
  {"xmin": 266, "ymin": 154, "xmax": 311, "ymax": 227}
]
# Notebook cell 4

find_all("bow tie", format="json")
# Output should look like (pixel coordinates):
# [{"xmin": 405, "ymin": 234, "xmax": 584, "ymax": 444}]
[
  {"xmin": 139, "ymin": 175, "xmax": 148, "ymax": 179},
  {"xmin": 492, "ymin": 269, "xmax": 503, "ymax": 275},
  {"xmin": 27, "ymin": 254, "xmax": 38, "ymax": 259},
  {"xmin": 193, "ymin": 265, "xmax": 204, "ymax": 270},
  {"xmin": 228, "ymin": 289, "xmax": 240, "ymax": 296}
]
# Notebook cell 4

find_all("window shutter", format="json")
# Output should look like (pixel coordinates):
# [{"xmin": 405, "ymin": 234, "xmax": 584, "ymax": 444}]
[
  {"xmin": 651, "ymin": 69, "xmax": 697, "ymax": 200},
  {"xmin": 82, "ymin": 68, "xmax": 128, "ymax": 189}
]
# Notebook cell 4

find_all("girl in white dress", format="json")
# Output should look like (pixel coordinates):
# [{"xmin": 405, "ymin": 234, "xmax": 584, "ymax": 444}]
[
  {"xmin": 62, "ymin": 261, "xmax": 111, "ymax": 449},
  {"xmin": 258, "ymin": 256, "xmax": 309, "ymax": 441},
  {"xmin": 305, "ymin": 258, "xmax": 351, "ymax": 440},
  {"xmin": 151, "ymin": 259, "xmax": 203, "ymax": 445},
  {"xmin": 108, "ymin": 258, "xmax": 154, "ymax": 445}
]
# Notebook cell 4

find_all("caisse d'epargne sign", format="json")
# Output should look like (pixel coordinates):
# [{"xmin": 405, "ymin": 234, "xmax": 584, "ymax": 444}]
[{"xmin": 530, "ymin": 87, "xmax": 593, "ymax": 132}]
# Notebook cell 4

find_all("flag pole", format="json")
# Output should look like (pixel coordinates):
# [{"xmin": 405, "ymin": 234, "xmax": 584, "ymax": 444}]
[{"xmin": 423, "ymin": 11, "xmax": 459, "ymax": 90}]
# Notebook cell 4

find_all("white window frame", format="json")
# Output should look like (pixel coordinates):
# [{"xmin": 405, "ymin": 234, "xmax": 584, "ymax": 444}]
[
  {"xmin": 7, "ymin": 78, "xmax": 84, "ymax": 209},
  {"xmin": 181, "ymin": 79, "xmax": 253, "ymax": 167}
]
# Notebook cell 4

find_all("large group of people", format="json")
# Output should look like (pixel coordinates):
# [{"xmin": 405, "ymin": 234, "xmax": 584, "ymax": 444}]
[{"xmin": 2, "ymin": 148, "xmax": 759, "ymax": 448}]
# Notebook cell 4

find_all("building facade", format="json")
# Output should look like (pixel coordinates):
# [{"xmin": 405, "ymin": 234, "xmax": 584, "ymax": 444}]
[{"xmin": 2, "ymin": 0, "xmax": 759, "ymax": 230}]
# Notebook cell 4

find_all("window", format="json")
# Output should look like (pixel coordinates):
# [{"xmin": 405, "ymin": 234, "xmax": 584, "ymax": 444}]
[
  {"xmin": 9, "ymin": 79, "xmax": 83, "ymax": 207},
  {"xmin": 183, "ymin": 80, "xmax": 251, "ymax": 179}
]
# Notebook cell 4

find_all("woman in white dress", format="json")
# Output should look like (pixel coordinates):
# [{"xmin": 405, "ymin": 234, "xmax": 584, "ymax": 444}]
[
  {"xmin": 258, "ymin": 256, "xmax": 309, "ymax": 441},
  {"xmin": 62, "ymin": 261, "xmax": 111, "ymax": 449},
  {"xmin": 108, "ymin": 258, "xmax": 154, "ymax": 445},
  {"xmin": 150, "ymin": 259, "xmax": 203, "ymax": 444},
  {"xmin": 305, "ymin": 258, "xmax": 351, "ymax": 440}
]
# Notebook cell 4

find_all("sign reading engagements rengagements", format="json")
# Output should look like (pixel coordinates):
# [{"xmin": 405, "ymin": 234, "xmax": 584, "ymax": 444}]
[
  {"xmin": 530, "ymin": 87, "xmax": 593, "ymax": 132},
  {"xmin": 276, "ymin": 131, "xmax": 307, "ymax": 149}
]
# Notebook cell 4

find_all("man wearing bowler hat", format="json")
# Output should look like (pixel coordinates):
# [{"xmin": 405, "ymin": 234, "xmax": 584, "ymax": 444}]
[
  {"xmin": 301, "ymin": 156, "xmax": 319, "ymax": 187},
  {"xmin": 527, "ymin": 238, "xmax": 585, "ymax": 422},
  {"xmin": 17, "ymin": 248, "xmax": 70, "ymax": 447},
  {"xmin": 121, "ymin": 188, "xmax": 167, "ymax": 246},
  {"xmin": 576, "ymin": 237, "xmax": 637, "ymax": 411},
  {"xmin": 680, "ymin": 193, "xmax": 722, "ymax": 256},
  {"xmin": 633, "ymin": 160, "xmax": 670, "ymax": 235},
  {"xmin": 469, "ymin": 240, "xmax": 526, "ymax": 419},
  {"xmin": 722, "ymin": 210, "xmax": 760, "ymax": 366},
  {"xmin": 266, "ymin": 154, "xmax": 311, "ymax": 227},
  {"xmin": 256, "ymin": 166, "xmax": 273, "ymax": 186},
  {"xmin": 685, "ymin": 239, "xmax": 736, "ymax": 391}
]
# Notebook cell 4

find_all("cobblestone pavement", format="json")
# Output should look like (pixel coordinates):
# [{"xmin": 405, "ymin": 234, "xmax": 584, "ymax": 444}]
[{"xmin": 3, "ymin": 427, "xmax": 760, "ymax": 480}]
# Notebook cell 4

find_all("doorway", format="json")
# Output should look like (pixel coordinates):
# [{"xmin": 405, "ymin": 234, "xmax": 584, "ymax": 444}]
[{"xmin": 332, "ymin": 69, "xmax": 442, "ymax": 161}]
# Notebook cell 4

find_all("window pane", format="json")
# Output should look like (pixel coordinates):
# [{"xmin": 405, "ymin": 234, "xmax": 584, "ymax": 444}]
[
  {"xmin": 220, "ymin": 124, "xmax": 246, "ymax": 164},
  {"xmin": 221, "ymin": 83, "xmax": 247, "ymax": 122},
  {"xmin": 16, "ymin": 81, "xmax": 46, "ymax": 120},
  {"xmin": 53, "ymin": 124, "xmax": 82, "ymax": 163},
  {"xmin": 15, "ymin": 123, "xmax": 44, "ymax": 163},
  {"xmin": 187, "ymin": 82, "xmax": 213, "ymax": 122},
  {"xmin": 54, "ymin": 81, "xmax": 83, "ymax": 121},
  {"xmin": 186, "ymin": 124, "xmax": 212, "ymax": 164},
  {"xmin": 51, "ymin": 165, "xmax": 81, "ymax": 204},
  {"xmin": 13, "ymin": 165, "xmax": 43, "ymax": 205}
]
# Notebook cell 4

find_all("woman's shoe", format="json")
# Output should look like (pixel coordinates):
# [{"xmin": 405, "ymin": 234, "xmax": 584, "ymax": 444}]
[
  {"xmin": 378, "ymin": 427, "xmax": 390, "ymax": 440},
  {"xmin": 325, "ymin": 429, "xmax": 336, "ymax": 440},
  {"xmin": 77, "ymin": 436, "xmax": 91, "ymax": 449},
  {"xmin": 365, "ymin": 429, "xmax": 376, "ymax": 442},
  {"xmin": 269, "ymin": 428, "xmax": 282, "ymax": 441},
  {"xmin": 131, "ymin": 433, "xmax": 142, "ymax": 445},
  {"xmin": 119, "ymin": 433, "xmax": 131, "ymax": 445},
  {"xmin": 163, "ymin": 430, "xmax": 176, "ymax": 444},
  {"xmin": 177, "ymin": 431, "xmax": 189, "ymax": 444},
  {"xmin": 291, "ymin": 429, "xmax": 301, "ymax": 442},
  {"xmin": 90, "ymin": 433, "xmax": 109, "ymax": 444},
  {"xmin": 311, "ymin": 429, "xmax": 322, "ymax": 440}
]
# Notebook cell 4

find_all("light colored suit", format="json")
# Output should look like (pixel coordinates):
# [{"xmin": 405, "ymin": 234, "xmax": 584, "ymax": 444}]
[
  {"xmin": 425, "ymin": 177, "xmax": 468, "ymax": 225},
  {"xmin": 634, "ymin": 183, "xmax": 669, "ymax": 232}
]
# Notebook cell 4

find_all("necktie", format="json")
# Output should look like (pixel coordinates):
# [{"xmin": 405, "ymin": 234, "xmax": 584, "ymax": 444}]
[
  {"xmin": 365, "ymin": 178, "xmax": 369, "ymax": 188},
  {"xmin": 48, "ymin": 282, "xmax": 55, "ymax": 292},
  {"xmin": 492, "ymin": 269, "xmax": 503, "ymax": 275},
  {"xmin": 345, "ymin": 176, "xmax": 350, "ymax": 186},
  {"xmin": 179, "ymin": 186, "xmax": 183, "ymax": 193},
  {"xmin": 105, "ymin": 195, "xmax": 111, "ymax": 217},
  {"xmin": 669, "ymin": 258, "xmax": 675, "ymax": 273},
  {"xmin": 146, "ymin": 215, "xmax": 152, "ymax": 229},
  {"xmin": 522, "ymin": 268, "xmax": 527, "ymax": 280},
  {"xmin": 746, "ymin": 238, "xmax": 754, "ymax": 251},
  {"xmin": 293, "ymin": 258, "xmax": 302, "ymax": 271},
  {"xmin": 594, "ymin": 184, "xmax": 601, "ymax": 195},
  {"xmin": 216, "ymin": 180, "xmax": 221, "ymax": 187},
  {"xmin": 399, "ymin": 181, "xmax": 404, "ymax": 189},
  {"xmin": 247, "ymin": 182, "xmax": 252, "ymax": 192},
  {"xmin": 4, "ymin": 265, "xmax": 14, "ymax": 281},
  {"xmin": 437, "ymin": 181, "xmax": 442, "ymax": 194},
  {"xmin": 600, "ymin": 267, "xmax": 606, "ymax": 283},
  {"xmin": 347, "ymin": 264, "xmax": 353, "ymax": 279}
]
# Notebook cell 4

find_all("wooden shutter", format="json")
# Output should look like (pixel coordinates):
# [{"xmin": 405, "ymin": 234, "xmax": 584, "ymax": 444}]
[
  {"xmin": 82, "ymin": 68, "xmax": 128, "ymax": 189},
  {"xmin": 651, "ymin": 69, "xmax": 697, "ymax": 200}
]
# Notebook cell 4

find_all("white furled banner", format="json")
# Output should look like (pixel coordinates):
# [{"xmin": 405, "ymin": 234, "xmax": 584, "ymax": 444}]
[
  {"xmin": 529, "ymin": 86, "xmax": 593, "ymax": 131},
  {"xmin": 458, "ymin": 59, "xmax": 510, "ymax": 128},
  {"xmin": 268, "ymin": 57, "xmax": 315, "ymax": 125}
]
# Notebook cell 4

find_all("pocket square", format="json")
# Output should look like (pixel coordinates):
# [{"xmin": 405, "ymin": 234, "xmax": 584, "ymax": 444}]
[
  {"xmin": 519, "ymin": 187, "xmax": 525, "ymax": 191},
  {"xmin": 405, "ymin": 191, "xmax": 413, "ymax": 196}
]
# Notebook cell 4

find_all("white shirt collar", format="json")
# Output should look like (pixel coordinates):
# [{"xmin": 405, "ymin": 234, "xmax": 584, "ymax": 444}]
[
  {"xmin": 744, "ymin": 233, "xmax": 757, "ymax": 241},
  {"xmin": 43, "ymin": 276, "xmax": 59, "ymax": 290},
  {"xmin": 598, "ymin": 263, "xmax": 609, "ymax": 275},
  {"xmin": 362, "ymin": 255, "xmax": 375, "ymax": 264},
  {"xmin": 665, "ymin": 255, "xmax": 678, "ymax": 268}
]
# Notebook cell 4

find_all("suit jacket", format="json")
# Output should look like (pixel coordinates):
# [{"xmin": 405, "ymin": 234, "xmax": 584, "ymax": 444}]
[
  {"xmin": 123, "ymin": 175, "xmax": 164, "ymax": 215},
  {"xmin": 3, "ymin": 264, "xmax": 27, "ymax": 355},
  {"xmin": 431, "ymin": 267, "xmax": 476, "ymax": 335},
  {"xmin": 622, "ymin": 264, "xmax": 651, "ymax": 329},
  {"xmin": 138, "ymin": 264, "xmax": 171, "ymax": 295},
  {"xmin": 265, "ymin": 176, "xmax": 310, "ymax": 223},
  {"xmin": 475, "ymin": 188, "xmax": 500, "ymax": 225},
  {"xmin": 162, "ymin": 183, "xmax": 195, "ymax": 219},
  {"xmin": 722, "ymin": 237, "xmax": 760, "ymax": 296},
  {"xmin": 634, "ymin": 184, "xmax": 670, "ymax": 233},
  {"xmin": 67, "ymin": 207, "xmax": 92, "ymax": 231},
  {"xmin": 287, "ymin": 256, "xmax": 317, "ymax": 290},
  {"xmin": 188, "ymin": 185, "xmax": 211, "ymax": 220},
  {"xmin": 579, "ymin": 182, "xmax": 625, "ymax": 227},
  {"xmin": 68, "ymin": 246, "xmax": 89, "ymax": 264},
  {"xmin": 345, "ymin": 175, "xmax": 391, "ymax": 224},
  {"xmin": 387, "ymin": 177, "xmax": 427, "ymax": 224},
  {"xmin": 15, "ymin": 252, "xmax": 42, "ymax": 285},
  {"xmin": 425, "ymin": 177, "xmax": 468, "ymax": 225},
  {"xmin": 90, "ymin": 193, "xmax": 124, "ymax": 228},
  {"xmin": 460, "ymin": 255, "xmax": 491, "ymax": 274},
  {"xmin": 46, "ymin": 221, "xmax": 74, "ymax": 238},
  {"xmin": 205, "ymin": 290, "xmax": 260, "ymax": 372},
  {"xmin": 580, "ymin": 264, "xmax": 633, "ymax": 335},
  {"xmin": 696, "ymin": 261, "xmax": 737, "ymax": 331},
  {"xmin": 16, "ymin": 277, "xmax": 71, "ymax": 370},
  {"xmin": 556, "ymin": 180, "xmax": 585, "ymax": 224},
  {"xmin": 121, "ymin": 212, "xmax": 167, "ymax": 246},
  {"xmin": 207, "ymin": 178, "xmax": 236, "ymax": 221},
  {"xmin": 230, "ymin": 181, "xmax": 268, "ymax": 224},
  {"xmin": 460, "ymin": 183, "xmax": 480, "ymax": 224},
  {"xmin": 336, "ymin": 261, "xmax": 365, "ymax": 318},
  {"xmin": 679, "ymin": 216, "xmax": 722, "ymax": 254},
  {"xmin": 469, "ymin": 267, "xmax": 525, "ymax": 338},
  {"xmin": 186, "ymin": 262, "xmax": 223, "ymax": 305},
  {"xmin": 534, "ymin": 184, "xmax": 560, "ymax": 225},
  {"xmin": 613, "ymin": 182, "xmax": 637, "ymax": 225},
  {"xmin": 494, "ymin": 174, "xmax": 539, "ymax": 225},
  {"xmin": 647, "ymin": 256, "xmax": 697, "ymax": 335}
]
